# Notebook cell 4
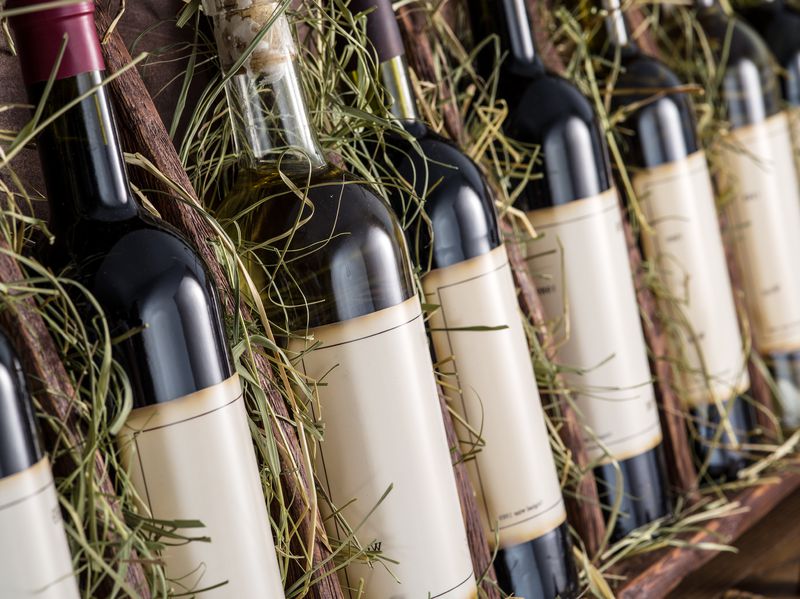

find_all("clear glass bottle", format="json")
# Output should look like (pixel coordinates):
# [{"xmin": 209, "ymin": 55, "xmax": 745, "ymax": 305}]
[{"xmin": 202, "ymin": 1, "xmax": 477, "ymax": 596}]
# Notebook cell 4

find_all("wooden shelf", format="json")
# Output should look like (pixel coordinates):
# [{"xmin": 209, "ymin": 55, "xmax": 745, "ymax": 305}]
[{"xmin": 614, "ymin": 473, "xmax": 800, "ymax": 598}]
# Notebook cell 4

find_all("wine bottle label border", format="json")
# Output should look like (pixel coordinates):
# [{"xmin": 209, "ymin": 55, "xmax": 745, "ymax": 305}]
[
  {"xmin": 423, "ymin": 245, "xmax": 567, "ymax": 549},
  {"xmin": 0, "ymin": 458, "xmax": 79, "ymax": 599},
  {"xmin": 119, "ymin": 374, "xmax": 285, "ymax": 597},
  {"xmin": 292, "ymin": 297, "xmax": 477, "ymax": 598},
  {"xmin": 722, "ymin": 111, "xmax": 800, "ymax": 354},
  {"xmin": 525, "ymin": 188, "xmax": 663, "ymax": 464},
  {"xmin": 634, "ymin": 150, "xmax": 750, "ymax": 406}
]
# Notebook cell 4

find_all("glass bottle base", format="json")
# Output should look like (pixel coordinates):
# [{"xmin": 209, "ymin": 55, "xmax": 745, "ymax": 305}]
[{"xmin": 494, "ymin": 521, "xmax": 579, "ymax": 599}]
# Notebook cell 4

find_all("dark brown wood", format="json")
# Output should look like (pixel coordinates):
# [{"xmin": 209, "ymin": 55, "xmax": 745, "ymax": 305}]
[
  {"xmin": 439, "ymin": 393, "xmax": 501, "ymax": 599},
  {"xmin": 93, "ymin": 5, "xmax": 344, "ymax": 598},
  {"xmin": 615, "ymin": 473, "xmax": 800, "ymax": 598},
  {"xmin": 397, "ymin": 4, "xmax": 465, "ymax": 146},
  {"xmin": 503, "ymin": 223, "xmax": 608, "ymax": 557},
  {"xmin": 0, "ymin": 246, "xmax": 152, "ymax": 598},
  {"xmin": 670, "ymin": 487, "xmax": 800, "ymax": 598}
]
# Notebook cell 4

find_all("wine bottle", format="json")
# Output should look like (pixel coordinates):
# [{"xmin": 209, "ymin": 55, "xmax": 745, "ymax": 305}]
[
  {"xmin": 737, "ymin": 0, "xmax": 800, "ymax": 149},
  {"xmin": 0, "ymin": 332, "xmax": 80, "ymax": 599},
  {"xmin": 690, "ymin": 0, "xmax": 800, "ymax": 429},
  {"xmin": 597, "ymin": 0, "xmax": 755, "ymax": 480},
  {"xmin": 346, "ymin": 0, "xmax": 579, "ymax": 596},
  {"xmin": 202, "ymin": 2, "xmax": 477, "ymax": 597},
  {"xmin": 469, "ymin": 0, "xmax": 671, "ymax": 539},
  {"xmin": 8, "ymin": 3, "xmax": 286, "ymax": 596}
]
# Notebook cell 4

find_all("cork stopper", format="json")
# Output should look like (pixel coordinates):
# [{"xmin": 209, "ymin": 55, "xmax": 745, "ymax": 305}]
[{"xmin": 202, "ymin": 0, "xmax": 296, "ymax": 74}]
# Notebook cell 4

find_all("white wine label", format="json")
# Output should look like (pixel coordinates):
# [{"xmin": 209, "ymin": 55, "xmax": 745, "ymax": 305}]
[
  {"xmin": 721, "ymin": 112, "xmax": 800, "ymax": 354},
  {"xmin": 0, "ymin": 458, "xmax": 79, "ymax": 599},
  {"xmin": 423, "ymin": 245, "xmax": 566, "ymax": 550},
  {"xmin": 118, "ymin": 374, "xmax": 285, "ymax": 597},
  {"xmin": 634, "ymin": 151, "xmax": 750, "ymax": 406},
  {"xmin": 525, "ymin": 188, "xmax": 663, "ymax": 463},
  {"xmin": 291, "ymin": 297, "xmax": 476, "ymax": 599}
]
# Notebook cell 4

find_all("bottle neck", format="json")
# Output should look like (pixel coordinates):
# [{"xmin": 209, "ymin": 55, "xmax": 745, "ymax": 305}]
[
  {"xmin": 695, "ymin": 0, "xmax": 722, "ymax": 10},
  {"xmin": 30, "ymin": 73, "xmax": 138, "ymax": 228},
  {"xmin": 379, "ymin": 57, "xmax": 420, "ymax": 122},
  {"xmin": 476, "ymin": 0, "xmax": 545, "ymax": 74},
  {"xmin": 10, "ymin": 2, "xmax": 138, "ymax": 231},
  {"xmin": 603, "ymin": 0, "xmax": 636, "ymax": 51},
  {"xmin": 208, "ymin": 2, "xmax": 326, "ymax": 171}
]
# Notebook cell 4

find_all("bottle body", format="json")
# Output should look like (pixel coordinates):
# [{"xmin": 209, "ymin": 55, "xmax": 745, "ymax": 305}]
[
  {"xmin": 224, "ymin": 165, "xmax": 477, "ymax": 598},
  {"xmin": 471, "ymin": 27, "xmax": 671, "ymax": 534},
  {"xmin": 604, "ymin": 46, "xmax": 755, "ymax": 478},
  {"xmin": 10, "ymin": 3, "xmax": 287, "ymax": 593},
  {"xmin": 738, "ymin": 0, "xmax": 800, "ymax": 167},
  {"xmin": 0, "ymin": 334, "xmax": 79, "ymax": 599},
  {"xmin": 378, "ymin": 123, "xmax": 578, "ymax": 597},
  {"xmin": 695, "ymin": 5, "xmax": 800, "ymax": 428}
]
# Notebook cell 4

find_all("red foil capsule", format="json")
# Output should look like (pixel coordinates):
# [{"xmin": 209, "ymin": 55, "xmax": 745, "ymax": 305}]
[{"xmin": 7, "ymin": 0, "xmax": 105, "ymax": 85}]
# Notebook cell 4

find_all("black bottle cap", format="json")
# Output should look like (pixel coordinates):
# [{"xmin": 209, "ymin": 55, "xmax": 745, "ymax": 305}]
[
  {"xmin": 0, "ymin": 331, "xmax": 43, "ymax": 479},
  {"xmin": 348, "ymin": 0, "xmax": 406, "ymax": 63}
]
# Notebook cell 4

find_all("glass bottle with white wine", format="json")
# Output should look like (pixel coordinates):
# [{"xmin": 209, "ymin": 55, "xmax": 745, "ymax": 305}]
[
  {"xmin": 469, "ymin": 0, "xmax": 672, "ymax": 539},
  {"xmin": 201, "ymin": 1, "xmax": 477, "ymax": 596},
  {"xmin": 345, "ymin": 0, "xmax": 579, "ymax": 596}
]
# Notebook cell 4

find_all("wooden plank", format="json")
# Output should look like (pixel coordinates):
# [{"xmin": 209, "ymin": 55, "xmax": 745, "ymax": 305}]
[
  {"xmin": 671, "ymin": 487, "xmax": 800, "ymax": 597},
  {"xmin": 615, "ymin": 473, "xmax": 800, "ymax": 598}
]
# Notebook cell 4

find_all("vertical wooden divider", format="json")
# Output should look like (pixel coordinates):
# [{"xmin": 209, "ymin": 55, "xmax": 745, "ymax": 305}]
[{"xmin": 93, "ymin": 5, "xmax": 344, "ymax": 599}]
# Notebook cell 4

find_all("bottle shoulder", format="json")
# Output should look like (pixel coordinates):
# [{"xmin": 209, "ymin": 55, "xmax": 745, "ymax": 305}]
[
  {"xmin": 698, "ymin": 8, "xmax": 775, "ymax": 68},
  {"xmin": 382, "ymin": 124, "xmax": 502, "ymax": 269},
  {"xmin": 502, "ymin": 71, "xmax": 600, "ymax": 143},
  {"xmin": 614, "ymin": 53, "xmax": 685, "ymax": 94},
  {"xmin": 61, "ymin": 214, "xmax": 232, "ymax": 406},
  {"xmin": 740, "ymin": 4, "xmax": 800, "ymax": 65},
  {"xmin": 0, "ymin": 332, "xmax": 41, "ymax": 479},
  {"xmin": 228, "ymin": 164, "xmax": 416, "ymax": 329}
]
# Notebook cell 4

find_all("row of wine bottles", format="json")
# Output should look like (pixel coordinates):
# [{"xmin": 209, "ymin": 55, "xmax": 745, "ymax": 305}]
[{"xmin": 1, "ymin": 1, "xmax": 798, "ymax": 599}]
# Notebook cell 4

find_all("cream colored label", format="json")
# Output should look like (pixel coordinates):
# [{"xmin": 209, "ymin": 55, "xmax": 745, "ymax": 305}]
[
  {"xmin": 634, "ymin": 151, "xmax": 749, "ymax": 406},
  {"xmin": 525, "ymin": 189, "xmax": 663, "ymax": 463},
  {"xmin": 119, "ymin": 375, "xmax": 285, "ymax": 597},
  {"xmin": 0, "ymin": 459, "xmax": 79, "ymax": 599},
  {"xmin": 423, "ymin": 245, "xmax": 566, "ymax": 550},
  {"xmin": 722, "ymin": 112, "xmax": 800, "ymax": 354},
  {"xmin": 291, "ymin": 297, "xmax": 476, "ymax": 599}
]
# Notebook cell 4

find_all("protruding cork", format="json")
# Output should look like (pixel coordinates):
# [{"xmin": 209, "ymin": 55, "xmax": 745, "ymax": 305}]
[
  {"xmin": 202, "ymin": 0, "xmax": 296, "ymax": 74},
  {"xmin": 348, "ymin": 0, "xmax": 406, "ymax": 63}
]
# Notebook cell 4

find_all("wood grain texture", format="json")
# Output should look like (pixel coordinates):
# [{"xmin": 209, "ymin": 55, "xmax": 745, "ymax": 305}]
[
  {"xmin": 615, "ymin": 474, "xmax": 800, "ymax": 598},
  {"xmin": 396, "ymin": 4, "xmax": 465, "ymax": 146},
  {"xmin": 438, "ymin": 392, "xmax": 501, "ymax": 598},
  {"xmin": 93, "ymin": 4, "xmax": 344, "ymax": 598}
]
